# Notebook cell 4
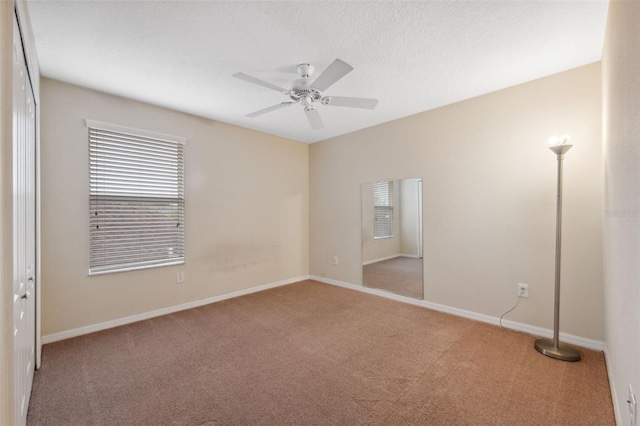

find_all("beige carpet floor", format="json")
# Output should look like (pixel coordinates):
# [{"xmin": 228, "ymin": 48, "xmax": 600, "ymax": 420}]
[
  {"xmin": 363, "ymin": 256, "xmax": 423, "ymax": 299},
  {"xmin": 28, "ymin": 280, "xmax": 614, "ymax": 425}
]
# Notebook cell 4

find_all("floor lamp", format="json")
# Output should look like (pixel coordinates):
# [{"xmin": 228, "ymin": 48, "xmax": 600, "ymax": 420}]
[{"xmin": 534, "ymin": 135, "xmax": 581, "ymax": 362}]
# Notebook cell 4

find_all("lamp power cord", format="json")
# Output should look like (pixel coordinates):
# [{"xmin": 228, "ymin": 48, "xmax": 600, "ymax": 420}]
[{"xmin": 499, "ymin": 297, "xmax": 521, "ymax": 328}]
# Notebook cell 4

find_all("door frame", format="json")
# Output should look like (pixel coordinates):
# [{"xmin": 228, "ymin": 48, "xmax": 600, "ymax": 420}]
[
  {"xmin": 14, "ymin": 0, "xmax": 41, "ymax": 371},
  {"xmin": 417, "ymin": 179, "xmax": 423, "ymax": 259},
  {"xmin": 0, "ymin": 1, "xmax": 40, "ymax": 425}
]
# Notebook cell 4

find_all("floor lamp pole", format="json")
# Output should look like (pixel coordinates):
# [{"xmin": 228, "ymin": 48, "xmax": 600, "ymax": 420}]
[{"xmin": 534, "ymin": 142, "xmax": 581, "ymax": 362}]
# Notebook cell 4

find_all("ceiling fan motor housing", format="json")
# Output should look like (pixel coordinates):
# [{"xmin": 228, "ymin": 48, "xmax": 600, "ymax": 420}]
[
  {"xmin": 289, "ymin": 87, "xmax": 322, "ymax": 103},
  {"xmin": 296, "ymin": 63, "xmax": 314, "ymax": 79}
]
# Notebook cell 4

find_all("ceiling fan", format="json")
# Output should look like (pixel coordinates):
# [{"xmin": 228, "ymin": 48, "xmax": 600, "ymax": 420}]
[{"xmin": 233, "ymin": 59, "xmax": 378, "ymax": 130}]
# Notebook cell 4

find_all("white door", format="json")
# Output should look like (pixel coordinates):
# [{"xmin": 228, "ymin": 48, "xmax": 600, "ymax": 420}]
[{"xmin": 12, "ymin": 14, "xmax": 36, "ymax": 425}]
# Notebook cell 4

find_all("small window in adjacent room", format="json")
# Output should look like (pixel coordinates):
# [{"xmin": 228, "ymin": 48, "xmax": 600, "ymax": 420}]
[
  {"xmin": 373, "ymin": 180, "xmax": 393, "ymax": 239},
  {"xmin": 87, "ymin": 120, "xmax": 186, "ymax": 275}
]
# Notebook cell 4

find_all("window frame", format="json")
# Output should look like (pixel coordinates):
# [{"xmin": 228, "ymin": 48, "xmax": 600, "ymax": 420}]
[
  {"xmin": 373, "ymin": 180, "xmax": 394, "ymax": 239},
  {"xmin": 86, "ymin": 119, "xmax": 187, "ymax": 276}
]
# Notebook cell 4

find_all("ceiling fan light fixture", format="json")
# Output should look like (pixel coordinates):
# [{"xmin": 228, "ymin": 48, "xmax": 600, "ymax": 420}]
[{"xmin": 301, "ymin": 95, "xmax": 315, "ymax": 108}]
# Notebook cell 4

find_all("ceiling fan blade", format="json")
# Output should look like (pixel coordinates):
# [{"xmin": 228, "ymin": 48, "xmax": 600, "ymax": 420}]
[
  {"xmin": 323, "ymin": 96, "xmax": 378, "ymax": 109},
  {"xmin": 310, "ymin": 59, "xmax": 353, "ymax": 92},
  {"xmin": 246, "ymin": 102, "xmax": 294, "ymax": 118},
  {"xmin": 233, "ymin": 73, "xmax": 289, "ymax": 94},
  {"xmin": 304, "ymin": 108, "xmax": 324, "ymax": 130}
]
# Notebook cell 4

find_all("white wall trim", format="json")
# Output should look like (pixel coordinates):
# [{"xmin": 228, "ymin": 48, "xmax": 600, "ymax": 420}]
[
  {"xmin": 399, "ymin": 253, "xmax": 420, "ymax": 259},
  {"xmin": 362, "ymin": 254, "xmax": 401, "ymax": 266},
  {"xmin": 363, "ymin": 254, "xmax": 420, "ymax": 265},
  {"xmin": 604, "ymin": 345, "xmax": 622, "ymax": 426},
  {"xmin": 43, "ymin": 273, "xmax": 605, "ymax": 353},
  {"xmin": 42, "ymin": 275, "xmax": 310, "ymax": 344},
  {"xmin": 311, "ymin": 275, "xmax": 605, "ymax": 351}
]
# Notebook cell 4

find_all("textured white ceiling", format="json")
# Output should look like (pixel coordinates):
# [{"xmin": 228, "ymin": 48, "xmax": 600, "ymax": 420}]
[{"xmin": 27, "ymin": 1, "xmax": 608, "ymax": 144}]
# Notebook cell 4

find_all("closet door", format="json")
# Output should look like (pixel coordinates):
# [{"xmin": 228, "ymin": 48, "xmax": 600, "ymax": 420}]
[{"xmin": 12, "ymin": 13, "xmax": 37, "ymax": 425}]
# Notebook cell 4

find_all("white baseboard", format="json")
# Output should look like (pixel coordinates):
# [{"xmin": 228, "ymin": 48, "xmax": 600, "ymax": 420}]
[
  {"xmin": 362, "ymin": 253, "xmax": 419, "ymax": 266},
  {"xmin": 604, "ymin": 345, "xmax": 622, "ymax": 426},
  {"xmin": 310, "ymin": 275, "xmax": 604, "ymax": 351},
  {"xmin": 43, "ymin": 274, "xmax": 605, "ymax": 353},
  {"xmin": 362, "ymin": 254, "xmax": 400, "ymax": 266},
  {"xmin": 42, "ymin": 275, "xmax": 311, "ymax": 344},
  {"xmin": 399, "ymin": 253, "xmax": 420, "ymax": 259}
]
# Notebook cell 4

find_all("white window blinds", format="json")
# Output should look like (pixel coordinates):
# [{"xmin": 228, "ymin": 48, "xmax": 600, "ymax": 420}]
[
  {"xmin": 373, "ymin": 180, "xmax": 393, "ymax": 239},
  {"xmin": 88, "ymin": 121, "xmax": 185, "ymax": 275}
]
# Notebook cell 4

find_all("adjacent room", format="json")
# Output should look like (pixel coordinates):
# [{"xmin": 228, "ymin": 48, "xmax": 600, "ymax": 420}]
[{"xmin": 1, "ymin": 1, "xmax": 638, "ymax": 425}]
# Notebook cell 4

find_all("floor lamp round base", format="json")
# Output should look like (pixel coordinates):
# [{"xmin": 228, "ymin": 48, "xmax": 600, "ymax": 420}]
[{"xmin": 534, "ymin": 338, "xmax": 581, "ymax": 362}]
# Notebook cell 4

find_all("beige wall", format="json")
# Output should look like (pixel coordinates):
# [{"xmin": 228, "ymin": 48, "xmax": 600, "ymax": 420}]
[
  {"xmin": 40, "ymin": 78, "xmax": 309, "ymax": 335},
  {"xmin": 602, "ymin": 1, "xmax": 640, "ymax": 423},
  {"xmin": 0, "ymin": 3, "xmax": 15, "ymax": 422},
  {"xmin": 310, "ymin": 63, "xmax": 603, "ymax": 341}
]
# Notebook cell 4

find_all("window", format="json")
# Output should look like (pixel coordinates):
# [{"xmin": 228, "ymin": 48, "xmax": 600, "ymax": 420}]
[
  {"xmin": 373, "ymin": 180, "xmax": 393, "ymax": 239},
  {"xmin": 87, "ymin": 120, "xmax": 186, "ymax": 275}
]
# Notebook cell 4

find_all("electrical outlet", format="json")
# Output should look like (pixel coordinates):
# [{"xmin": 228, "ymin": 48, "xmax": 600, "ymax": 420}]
[
  {"xmin": 177, "ymin": 272, "xmax": 184, "ymax": 283},
  {"xmin": 332, "ymin": 256, "xmax": 339, "ymax": 265},
  {"xmin": 517, "ymin": 283, "xmax": 529, "ymax": 298},
  {"xmin": 629, "ymin": 385, "xmax": 637, "ymax": 426}
]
